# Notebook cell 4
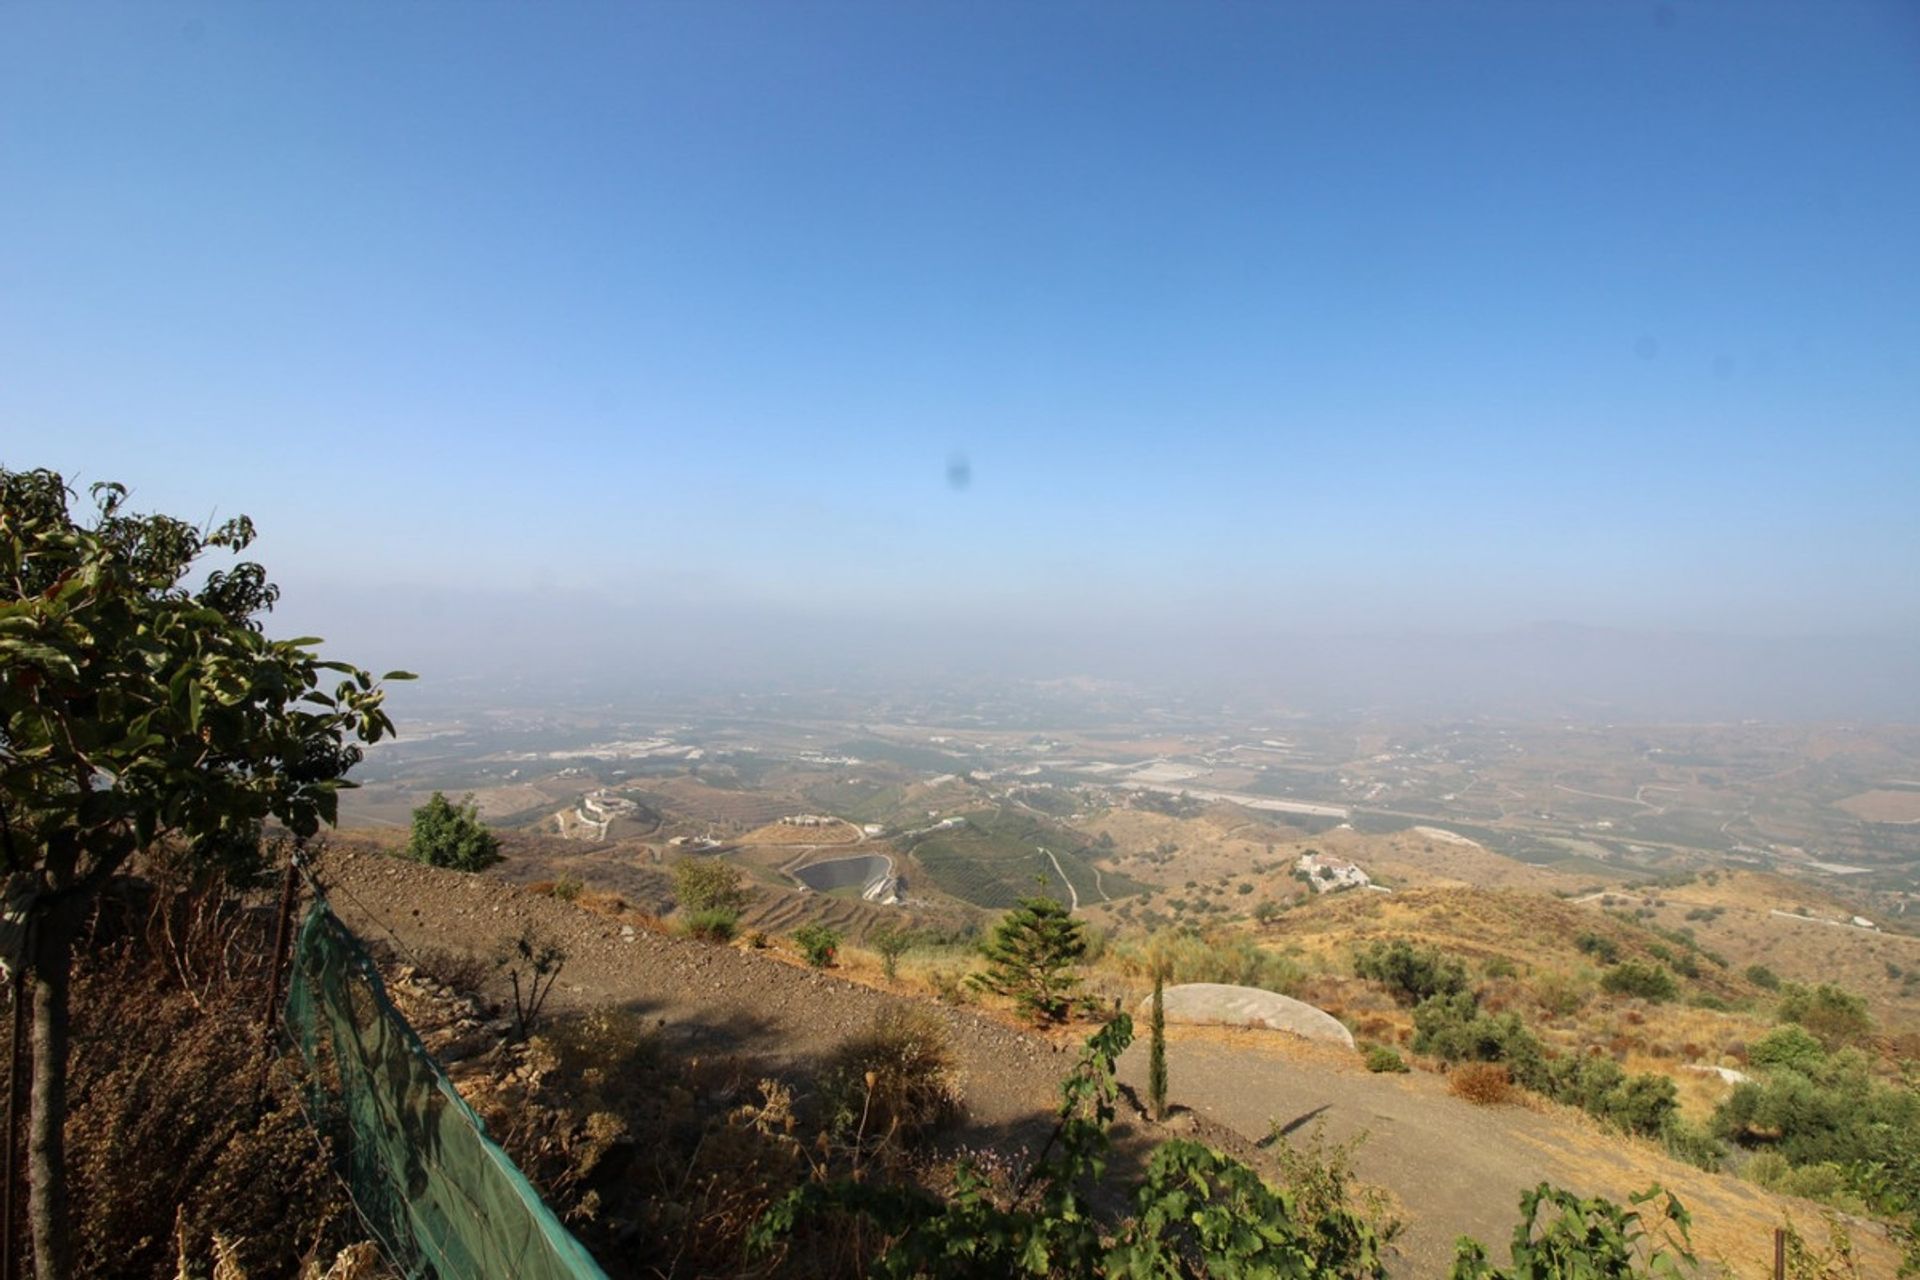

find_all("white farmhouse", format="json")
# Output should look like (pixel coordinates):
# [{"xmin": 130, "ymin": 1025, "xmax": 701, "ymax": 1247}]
[{"xmin": 1296, "ymin": 852, "xmax": 1371, "ymax": 894}]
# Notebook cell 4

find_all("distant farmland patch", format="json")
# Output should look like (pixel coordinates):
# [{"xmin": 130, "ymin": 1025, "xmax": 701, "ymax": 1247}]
[
  {"xmin": 904, "ymin": 808, "xmax": 1146, "ymax": 909},
  {"xmin": 1837, "ymin": 790, "xmax": 1920, "ymax": 824},
  {"xmin": 631, "ymin": 778, "xmax": 796, "ymax": 828},
  {"xmin": 801, "ymin": 780, "xmax": 906, "ymax": 823},
  {"xmin": 740, "ymin": 818, "xmax": 862, "ymax": 845},
  {"xmin": 832, "ymin": 738, "xmax": 974, "ymax": 772}
]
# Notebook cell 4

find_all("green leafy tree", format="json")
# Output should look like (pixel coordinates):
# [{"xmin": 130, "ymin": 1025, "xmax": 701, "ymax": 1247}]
[
  {"xmin": 871, "ymin": 924, "xmax": 914, "ymax": 981},
  {"xmin": 405, "ymin": 791, "xmax": 501, "ymax": 871},
  {"xmin": 671, "ymin": 856, "xmax": 747, "ymax": 914},
  {"xmin": 1148, "ymin": 968, "xmax": 1169, "ymax": 1121},
  {"xmin": 970, "ymin": 893, "xmax": 1087, "ymax": 1023},
  {"xmin": 795, "ymin": 921, "xmax": 842, "ymax": 968},
  {"xmin": 0, "ymin": 470, "xmax": 404, "ymax": 1280}
]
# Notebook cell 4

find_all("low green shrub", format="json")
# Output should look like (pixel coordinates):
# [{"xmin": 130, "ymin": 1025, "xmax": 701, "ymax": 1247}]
[
  {"xmin": 1355, "ymin": 940, "xmax": 1469, "ymax": 1006},
  {"xmin": 1777, "ymin": 982, "xmax": 1873, "ymax": 1048},
  {"xmin": 1599, "ymin": 960, "xmax": 1677, "ymax": 1002},
  {"xmin": 681, "ymin": 907, "xmax": 738, "ymax": 943},
  {"xmin": 1534, "ymin": 1053, "xmax": 1679, "ymax": 1138},
  {"xmin": 793, "ymin": 922, "xmax": 842, "ymax": 968},
  {"xmin": 1364, "ymin": 1045, "xmax": 1410, "ymax": 1074},
  {"xmin": 1575, "ymin": 932, "xmax": 1620, "ymax": 965},
  {"xmin": 1412, "ymin": 992, "xmax": 1543, "ymax": 1076},
  {"xmin": 1413, "ymin": 994, "xmax": 1678, "ymax": 1140},
  {"xmin": 1662, "ymin": 1119, "xmax": 1725, "ymax": 1171},
  {"xmin": 1449, "ymin": 1183, "xmax": 1695, "ymax": 1279},
  {"xmin": 1748, "ymin": 1025, "xmax": 1826, "ymax": 1072},
  {"xmin": 1740, "ymin": 1153, "xmax": 1865, "ymax": 1212}
]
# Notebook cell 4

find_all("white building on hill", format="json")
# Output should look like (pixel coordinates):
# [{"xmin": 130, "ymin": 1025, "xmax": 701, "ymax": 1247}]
[{"xmin": 1296, "ymin": 852, "xmax": 1371, "ymax": 894}]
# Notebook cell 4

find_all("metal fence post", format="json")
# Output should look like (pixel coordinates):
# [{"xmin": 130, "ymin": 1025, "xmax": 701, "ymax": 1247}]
[{"xmin": 262, "ymin": 856, "xmax": 301, "ymax": 1041}]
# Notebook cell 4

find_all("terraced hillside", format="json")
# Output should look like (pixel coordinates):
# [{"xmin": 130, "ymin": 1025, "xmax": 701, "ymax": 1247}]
[
  {"xmin": 742, "ymin": 887, "xmax": 907, "ymax": 942},
  {"xmin": 902, "ymin": 806, "xmax": 1147, "ymax": 909}
]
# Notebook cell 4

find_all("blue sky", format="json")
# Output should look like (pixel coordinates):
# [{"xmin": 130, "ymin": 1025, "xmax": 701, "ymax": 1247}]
[{"xmin": 3, "ymin": 1, "xmax": 1917, "ymax": 672}]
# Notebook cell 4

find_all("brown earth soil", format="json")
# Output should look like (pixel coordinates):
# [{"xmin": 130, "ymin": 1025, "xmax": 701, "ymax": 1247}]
[{"xmin": 312, "ymin": 846, "xmax": 1070, "ymax": 1138}]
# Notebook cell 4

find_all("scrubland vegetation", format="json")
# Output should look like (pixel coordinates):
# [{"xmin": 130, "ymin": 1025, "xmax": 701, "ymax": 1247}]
[
  {"xmin": 523, "ymin": 806, "xmax": 1920, "ymax": 1276},
  {"xmin": 769, "ymin": 884, "xmax": 1920, "ymax": 1275}
]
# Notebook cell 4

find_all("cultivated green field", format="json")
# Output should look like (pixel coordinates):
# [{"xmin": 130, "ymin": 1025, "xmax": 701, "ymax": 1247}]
[{"xmin": 903, "ymin": 807, "xmax": 1146, "ymax": 909}]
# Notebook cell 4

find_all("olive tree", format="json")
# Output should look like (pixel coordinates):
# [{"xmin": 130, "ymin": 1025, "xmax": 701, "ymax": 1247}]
[{"xmin": 0, "ymin": 469, "xmax": 406, "ymax": 1280}]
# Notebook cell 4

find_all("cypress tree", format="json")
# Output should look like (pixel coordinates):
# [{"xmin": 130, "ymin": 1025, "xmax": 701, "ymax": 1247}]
[{"xmin": 1148, "ymin": 969, "xmax": 1169, "ymax": 1121}]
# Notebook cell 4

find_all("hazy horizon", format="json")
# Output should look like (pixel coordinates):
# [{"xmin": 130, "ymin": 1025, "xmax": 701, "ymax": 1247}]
[
  {"xmin": 269, "ymin": 580, "xmax": 1920, "ymax": 723},
  {"xmin": 6, "ymin": 2, "xmax": 1916, "ymax": 720}
]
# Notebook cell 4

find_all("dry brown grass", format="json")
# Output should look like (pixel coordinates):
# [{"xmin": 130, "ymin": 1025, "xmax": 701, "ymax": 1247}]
[
  {"xmin": 737, "ymin": 818, "xmax": 864, "ymax": 845},
  {"xmin": 1448, "ymin": 1062, "xmax": 1514, "ymax": 1106},
  {"xmin": 1617, "ymin": 871, "xmax": 1920, "ymax": 1035},
  {"xmin": 1275, "ymin": 885, "xmax": 1630, "ymax": 976},
  {"xmin": 43, "ymin": 882, "xmax": 366, "ymax": 1280},
  {"xmin": 1080, "ymin": 807, "xmax": 1286, "ymax": 889},
  {"xmin": 818, "ymin": 1006, "xmax": 965, "ymax": 1147}
]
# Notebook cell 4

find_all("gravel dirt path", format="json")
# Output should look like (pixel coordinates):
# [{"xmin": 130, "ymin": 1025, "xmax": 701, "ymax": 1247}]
[{"xmin": 1116, "ymin": 1030, "xmax": 1901, "ymax": 1277}]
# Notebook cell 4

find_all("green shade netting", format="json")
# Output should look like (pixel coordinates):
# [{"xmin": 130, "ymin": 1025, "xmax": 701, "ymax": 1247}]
[{"xmin": 283, "ymin": 904, "xmax": 608, "ymax": 1280}]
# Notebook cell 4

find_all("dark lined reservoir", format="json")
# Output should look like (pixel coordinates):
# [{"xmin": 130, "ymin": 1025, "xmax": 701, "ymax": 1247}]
[{"xmin": 791, "ymin": 854, "xmax": 894, "ymax": 894}]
